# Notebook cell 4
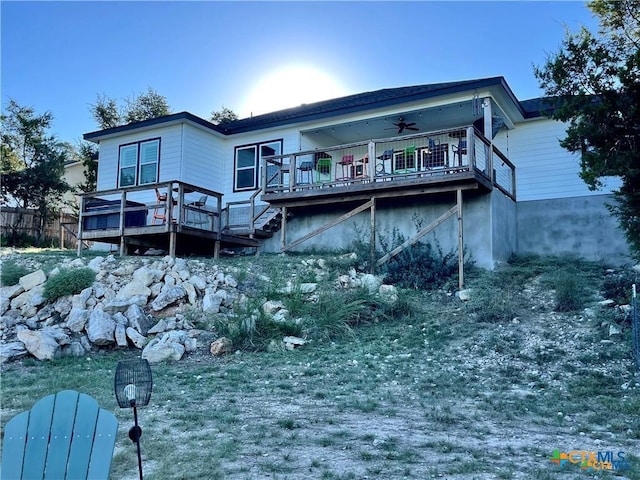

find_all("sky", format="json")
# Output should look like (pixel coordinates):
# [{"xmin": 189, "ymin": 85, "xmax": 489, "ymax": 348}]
[{"xmin": 1, "ymin": 1, "xmax": 599, "ymax": 145}]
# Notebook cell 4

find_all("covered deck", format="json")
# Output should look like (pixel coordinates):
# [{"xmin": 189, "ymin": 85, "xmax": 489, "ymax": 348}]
[
  {"xmin": 261, "ymin": 126, "xmax": 515, "ymax": 207},
  {"xmin": 77, "ymin": 181, "xmax": 260, "ymax": 257}
]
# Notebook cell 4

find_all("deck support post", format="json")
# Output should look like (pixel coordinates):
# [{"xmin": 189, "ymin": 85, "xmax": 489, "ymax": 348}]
[
  {"xmin": 119, "ymin": 191, "xmax": 126, "ymax": 256},
  {"xmin": 370, "ymin": 196, "xmax": 376, "ymax": 274},
  {"xmin": 280, "ymin": 206, "xmax": 287, "ymax": 251},
  {"xmin": 77, "ymin": 196, "xmax": 85, "ymax": 258},
  {"xmin": 457, "ymin": 189, "xmax": 464, "ymax": 290},
  {"xmin": 214, "ymin": 240, "xmax": 220, "ymax": 259}
]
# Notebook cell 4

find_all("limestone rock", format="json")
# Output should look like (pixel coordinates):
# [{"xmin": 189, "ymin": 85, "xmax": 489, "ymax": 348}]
[
  {"xmin": 142, "ymin": 337, "xmax": 185, "ymax": 363},
  {"xmin": 66, "ymin": 308, "xmax": 90, "ymax": 332},
  {"xmin": 115, "ymin": 322, "xmax": 128, "ymax": 347},
  {"xmin": 1, "ymin": 284, "xmax": 24, "ymax": 300},
  {"xmin": 19, "ymin": 270, "xmax": 46, "ymax": 291},
  {"xmin": 457, "ymin": 289, "xmax": 472, "ymax": 301},
  {"xmin": 150, "ymin": 285, "xmax": 187, "ymax": 311},
  {"xmin": 126, "ymin": 327, "xmax": 148, "ymax": 349},
  {"xmin": 125, "ymin": 304, "xmax": 153, "ymax": 335},
  {"xmin": 360, "ymin": 274, "xmax": 382, "ymax": 294},
  {"xmin": 87, "ymin": 309, "xmax": 116, "ymax": 345},
  {"xmin": 115, "ymin": 280, "xmax": 151, "ymax": 302},
  {"xmin": 62, "ymin": 341, "xmax": 87, "ymax": 357},
  {"xmin": 188, "ymin": 275, "xmax": 207, "ymax": 291},
  {"xmin": 182, "ymin": 282, "xmax": 197, "ymax": 305},
  {"xmin": 203, "ymin": 289, "xmax": 226, "ymax": 314},
  {"xmin": 147, "ymin": 319, "xmax": 169, "ymax": 334},
  {"xmin": 72, "ymin": 286, "xmax": 93, "ymax": 309},
  {"xmin": 0, "ymin": 341, "xmax": 28, "ymax": 363},
  {"xmin": 283, "ymin": 336, "xmax": 306, "ymax": 350},
  {"xmin": 210, "ymin": 337, "xmax": 233, "ymax": 356},
  {"xmin": 87, "ymin": 256, "xmax": 104, "ymax": 272},
  {"xmin": 103, "ymin": 295, "xmax": 149, "ymax": 313},
  {"xmin": 262, "ymin": 300, "xmax": 286, "ymax": 315},
  {"xmin": 132, "ymin": 266, "xmax": 164, "ymax": 287},
  {"xmin": 17, "ymin": 328, "xmax": 61, "ymax": 361}
]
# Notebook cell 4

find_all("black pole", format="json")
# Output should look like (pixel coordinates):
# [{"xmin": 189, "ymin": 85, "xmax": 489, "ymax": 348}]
[{"xmin": 129, "ymin": 403, "xmax": 143, "ymax": 480}]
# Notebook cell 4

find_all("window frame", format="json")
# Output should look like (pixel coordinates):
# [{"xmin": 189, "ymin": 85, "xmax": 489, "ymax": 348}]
[
  {"xmin": 117, "ymin": 137, "xmax": 161, "ymax": 188},
  {"xmin": 233, "ymin": 139, "xmax": 283, "ymax": 192}
]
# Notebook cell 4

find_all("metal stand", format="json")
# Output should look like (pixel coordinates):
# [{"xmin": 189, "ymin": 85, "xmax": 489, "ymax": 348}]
[{"xmin": 128, "ymin": 403, "xmax": 144, "ymax": 480}]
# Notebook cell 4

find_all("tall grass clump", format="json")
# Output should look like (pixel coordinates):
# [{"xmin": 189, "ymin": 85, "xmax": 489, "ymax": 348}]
[
  {"xmin": 545, "ymin": 268, "xmax": 589, "ymax": 312},
  {"xmin": 0, "ymin": 261, "xmax": 31, "ymax": 286},
  {"xmin": 43, "ymin": 267, "xmax": 96, "ymax": 301},
  {"xmin": 464, "ymin": 274, "xmax": 518, "ymax": 323}
]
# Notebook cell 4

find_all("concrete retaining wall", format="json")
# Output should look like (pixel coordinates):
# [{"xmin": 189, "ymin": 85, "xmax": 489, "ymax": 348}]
[{"xmin": 516, "ymin": 194, "xmax": 630, "ymax": 264}]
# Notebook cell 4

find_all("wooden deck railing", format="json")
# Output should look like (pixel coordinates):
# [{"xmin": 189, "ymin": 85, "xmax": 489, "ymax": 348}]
[{"xmin": 261, "ymin": 126, "xmax": 516, "ymax": 200}]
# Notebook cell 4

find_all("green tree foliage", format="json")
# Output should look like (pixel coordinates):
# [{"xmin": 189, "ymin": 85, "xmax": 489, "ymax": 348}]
[
  {"xmin": 0, "ymin": 100, "xmax": 70, "ymax": 245},
  {"xmin": 210, "ymin": 106, "xmax": 239, "ymax": 125},
  {"xmin": 90, "ymin": 87, "xmax": 171, "ymax": 130},
  {"xmin": 534, "ymin": 0, "xmax": 640, "ymax": 259},
  {"xmin": 75, "ymin": 141, "xmax": 98, "ymax": 193}
]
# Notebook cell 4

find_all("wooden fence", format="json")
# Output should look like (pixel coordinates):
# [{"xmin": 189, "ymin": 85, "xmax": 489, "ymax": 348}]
[{"xmin": 0, "ymin": 207, "xmax": 79, "ymax": 249}]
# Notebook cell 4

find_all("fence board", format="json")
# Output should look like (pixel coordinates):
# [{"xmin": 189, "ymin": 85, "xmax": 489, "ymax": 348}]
[{"xmin": 0, "ymin": 207, "xmax": 78, "ymax": 248}]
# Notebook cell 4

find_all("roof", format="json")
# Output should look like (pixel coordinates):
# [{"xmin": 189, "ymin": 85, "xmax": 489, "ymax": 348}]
[{"xmin": 84, "ymin": 76, "xmax": 548, "ymax": 140}]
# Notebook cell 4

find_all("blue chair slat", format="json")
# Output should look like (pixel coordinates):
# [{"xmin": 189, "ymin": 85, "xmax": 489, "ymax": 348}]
[
  {"xmin": 21, "ymin": 394, "xmax": 56, "ymax": 479},
  {"xmin": 1, "ymin": 390, "xmax": 118, "ymax": 480},
  {"xmin": 43, "ymin": 390, "xmax": 80, "ymax": 480},
  {"xmin": 64, "ymin": 393, "xmax": 100, "ymax": 479},
  {"xmin": 1, "ymin": 411, "xmax": 29, "ymax": 480},
  {"xmin": 85, "ymin": 410, "xmax": 119, "ymax": 479}
]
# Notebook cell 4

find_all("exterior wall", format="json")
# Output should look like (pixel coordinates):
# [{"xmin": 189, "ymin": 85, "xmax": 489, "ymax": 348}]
[
  {"xmin": 62, "ymin": 162, "xmax": 86, "ymax": 212},
  {"xmin": 260, "ymin": 191, "xmax": 501, "ymax": 269},
  {"xmin": 491, "ymin": 190, "xmax": 517, "ymax": 265},
  {"xmin": 222, "ymin": 127, "xmax": 301, "ymax": 205},
  {"xmin": 516, "ymin": 194, "xmax": 630, "ymax": 264},
  {"xmin": 494, "ymin": 118, "xmax": 620, "ymax": 202},
  {"xmin": 181, "ymin": 124, "xmax": 225, "ymax": 193},
  {"xmin": 96, "ymin": 124, "xmax": 183, "ymax": 191}
]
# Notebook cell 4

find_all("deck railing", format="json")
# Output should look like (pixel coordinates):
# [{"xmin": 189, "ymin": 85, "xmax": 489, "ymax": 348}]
[
  {"xmin": 261, "ymin": 126, "xmax": 516, "ymax": 200},
  {"xmin": 77, "ymin": 181, "xmax": 223, "ymax": 242}
]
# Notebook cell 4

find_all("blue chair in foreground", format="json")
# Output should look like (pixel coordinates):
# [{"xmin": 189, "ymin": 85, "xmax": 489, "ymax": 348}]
[{"xmin": 1, "ymin": 390, "xmax": 118, "ymax": 480}]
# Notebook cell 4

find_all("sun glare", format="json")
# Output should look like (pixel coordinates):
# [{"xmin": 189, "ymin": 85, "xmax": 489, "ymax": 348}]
[{"xmin": 240, "ymin": 65, "xmax": 349, "ymax": 118}]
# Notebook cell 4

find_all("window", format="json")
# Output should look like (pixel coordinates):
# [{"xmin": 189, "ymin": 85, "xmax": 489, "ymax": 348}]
[
  {"xmin": 234, "ymin": 140, "xmax": 282, "ymax": 191},
  {"xmin": 118, "ymin": 138, "xmax": 160, "ymax": 187}
]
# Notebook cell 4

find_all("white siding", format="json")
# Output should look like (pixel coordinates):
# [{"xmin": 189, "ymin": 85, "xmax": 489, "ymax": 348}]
[
  {"xmin": 499, "ymin": 119, "xmax": 620, "ymax": 202},
  {"xmin": 222, "ymin": 127, "xmax": 301, "ymax": 205},
  {"xmin": 182, "ymin": 125, "xmax": 225, "ymax": 193},
  {"xmin": 96, "ymin": 125, "xmax": 183, "ymax": 190}
]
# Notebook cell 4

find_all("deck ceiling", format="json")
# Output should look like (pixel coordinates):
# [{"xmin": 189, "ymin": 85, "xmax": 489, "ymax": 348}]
[{"xmin": 300, "ymin": 99, "xmax": 509, "ymax": 146}]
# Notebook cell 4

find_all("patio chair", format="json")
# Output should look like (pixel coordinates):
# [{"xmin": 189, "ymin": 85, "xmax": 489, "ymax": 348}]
[
  {"xmin": 152, "ymin": 187, "xmax": 176, "ymax": 224},
  {"xmin": 336, "ymin": 154, "xmax": 355, "ymax": 180},
  {"xmin": 393, "ymin": 145, "xmax": 416, "ymax": 174},
  {"xmin": 376, "ymin": 149, "xmax": 394, "ymax": 176},
  {"xmin": 297, "ymin": 160, "xmax": 314, "ymax": 184},
  {"xmin": 186, "ymin": 195, "xmax": 209, "ymax": 228},
  {"xmin": 315, "ymin": 157, "xmax": 332, "ymax": 183},
  {"xmin": 1, "ymin": 390, "xmax": 119, "ymax": 480}
]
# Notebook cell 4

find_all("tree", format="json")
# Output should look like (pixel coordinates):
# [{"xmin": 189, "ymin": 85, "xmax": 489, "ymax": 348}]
[
  {"xmin": 90, "ymin": 87, "xmax": 171, "ymax": 130},
  {"xmin": 1, "ymin": 100, "xmax": 70, "ymax": 245},
  {"xmin": 210, "ymin": 106, "xmax": 238, "ymax": 125},
  {"xmin": 534, "ymin": 0, "xmax": 640, "ymax": 259}
]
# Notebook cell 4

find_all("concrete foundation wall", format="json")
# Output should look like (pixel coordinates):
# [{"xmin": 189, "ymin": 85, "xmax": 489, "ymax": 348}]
[
  {"xmin": 261, "ymin": 191, "xmax": 505, "ymax": 269},
  {"xmin": 516, "ymin": 194, "xmax": 630, "ymax": 264},
  {"xmin": 491, "ymin": 191, "xmax": 517, "ymax": 265}
]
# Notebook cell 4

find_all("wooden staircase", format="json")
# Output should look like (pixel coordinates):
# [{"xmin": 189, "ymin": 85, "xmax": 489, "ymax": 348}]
[{"xmin": 223, "ymin": 206, "xmax": 286, "ymax": 239}]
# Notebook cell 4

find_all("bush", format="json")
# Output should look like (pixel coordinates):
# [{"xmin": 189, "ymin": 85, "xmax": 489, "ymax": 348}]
[
  {"xmin": 547, "ymin": 268, "xmax": 587, "ymax": 312},
  {"xmin": 464, "ymin": 279, "xmax": 518, "ymax": 323},
  {"xmin": 382, "ymin": 241, "xmax": 460, "ymax": 290},
  {"xmin": 602, "ymin": 269, "xmax": 639, "ymax": 305},
  {"xmin": 0, "ymin": 261, "xmax": 30, "ymax": 286},
  {"xmin": 43, "ymin": 267, "xmax": 96, "ymax": 301}
]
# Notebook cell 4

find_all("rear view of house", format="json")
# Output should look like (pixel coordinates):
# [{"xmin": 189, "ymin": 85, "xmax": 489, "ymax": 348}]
[{"xmin": 80, "ymin": 76, "xmax": 629, "ymax": 269}]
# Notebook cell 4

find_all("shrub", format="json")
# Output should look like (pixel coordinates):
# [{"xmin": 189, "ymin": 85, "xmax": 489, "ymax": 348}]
[
  {"xmin": 602, "ymin": 269, "xmax": 640, "ymax": 305},
  {"xmin": 547, "ymin": 268, "xmax": 587, "ymax": 312},
  {"xmin": 464, "ymin": 280, "xmax": 518, "ymax": 323},
  {"xmin": 0, "ymin": 261, "xmax": 30, "ymax": 286},
  {"xmin": 382, "ymin": 241, "xmax": 460, "ymax": 290},
  {"xmin": 43, "ymin": 267, "xmax": 96, "ymax": 301}
]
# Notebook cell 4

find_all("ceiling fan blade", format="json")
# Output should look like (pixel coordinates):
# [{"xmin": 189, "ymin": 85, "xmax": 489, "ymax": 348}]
[
  {"xmin": 406, "ymin": 126, "xmax": 419, "ymax": 131},
  {"xmin": 405, "ymin": 122, "xmax": 416, "ymax": 127}
]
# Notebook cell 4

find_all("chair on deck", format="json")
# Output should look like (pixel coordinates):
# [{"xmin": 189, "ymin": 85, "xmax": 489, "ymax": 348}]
[
  {"xmin": 152, "ymin": 187, "xmax": 176, "ymax": 224},
  {"xmin": 393, "ymin": 145, "xmax": 416, "ymax": 174},
  {"xmin": 376, "ymin": 149, "xmax": 395, "ymax": 176},
  {"xmin": 186, "ymin": 195, "xmax": 209, "ymax": 228},
  {"xmin": 336, "ymin": 154, "xmax": 355, "ymax": 180},
  {"xmin": 1, "ymin": 390, "xmax": 118, "ymax": 480},
  {"xmin": 296, "ymin": 160, "xmax": 314, "ymax": 185},
  {"xmin": 315, "ymin": 157, "xmax": 332, "ymax": 183},
  {"xmin": 452, "ymin": 138, "xmax": 467, "ymax": 167}
]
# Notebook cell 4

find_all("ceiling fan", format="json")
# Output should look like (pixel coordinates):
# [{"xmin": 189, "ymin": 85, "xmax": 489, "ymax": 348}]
[{"xmin": 387, "ymin": 117, "xmax": 419, "ymax": 134}]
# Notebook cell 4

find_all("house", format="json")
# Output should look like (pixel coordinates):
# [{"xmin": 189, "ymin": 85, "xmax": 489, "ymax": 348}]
[{"xmin": 80, "ymin": 76, "xmax": 630, "ymax": 272}]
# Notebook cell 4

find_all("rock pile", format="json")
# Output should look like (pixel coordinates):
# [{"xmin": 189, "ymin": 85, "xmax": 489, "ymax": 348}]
[{"xmin": 0, "ymin": 254, "xmax": 395, "ymax": 364}]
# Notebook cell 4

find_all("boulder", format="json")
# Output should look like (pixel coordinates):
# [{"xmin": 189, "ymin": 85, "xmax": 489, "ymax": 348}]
[
  {"xmin": 66, "ymin": 308, "xmax": 90, "ymax": 332},
  {"xmin": 0, "ymin": 341, "xmax": 28, "ymax": 363},
  {"xmin": 210, "ymin": 337, "xmax": 233, "ymax": 356},
  {"xmin": 71, "ymin": 287, "xmax": 93, "ymax": 309},
  {"xmin": 150, "ymin": 285, "xmax": 187, "ymax": 311},
  {"xmin": 19, "ymin": 270, "xmax": 46, "ymax": 291},
  {"xmin": 360, "ymin": 274, "xmax": 382, "ymax": 294},
  {"xmin": 126, "ymin": 327, "xmax": 147, "ymax": 349},
  {"xmin": 203, "ymin": 289, "xmax": 226, "ymax": 313},
  {"xmin": 125, "ymin": 304, "xmax": 153, "ymax": 335},
  {"xmin": 1, "ymin": 284, "xmax": 24, "ymax": 300},
  {"xmin": 188, "ymin": 275, "xmax": 207, "ymax": 291},
  {"xmin": 115, "ymin": 323, "xmax": 128, "ymax": 347},
  {"xmin": 87, "ymin": 309, "xmax": 116, "ymax": 345},
  {"xmin": 62, "ymin": 341, "xmax": 87, "ymax": 357},
  {"xmin": 182, "ymin": 282, "xmax": 197, "ymax": 305},
  {"xmin": 132, "ymin": 266, "xmax": 164, "ymax": 287},
  {"xmin": 115, "ymin": 280, "xmax": 151, "ymax": 302},
  {"xmin": 16, "ymin": 328, "xmax": 61, "ymax": 360},
  {"xmin": 262, "ymin": 300, "xmax": 286, "ymax": 315},
  {"xmin": 142, "ymin": 337, "xmax": 185, "ymax": 363},
  {"xmin": 87, "ymin": 256, "xmax": 104, "ymax": 272},
  {"xmin": 457, "ymin": 289, "xmax": 472, "ymax": 301},
  {"xmin": 283, "ymin": 336, "xmax": 306, "ymax": 350}
]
